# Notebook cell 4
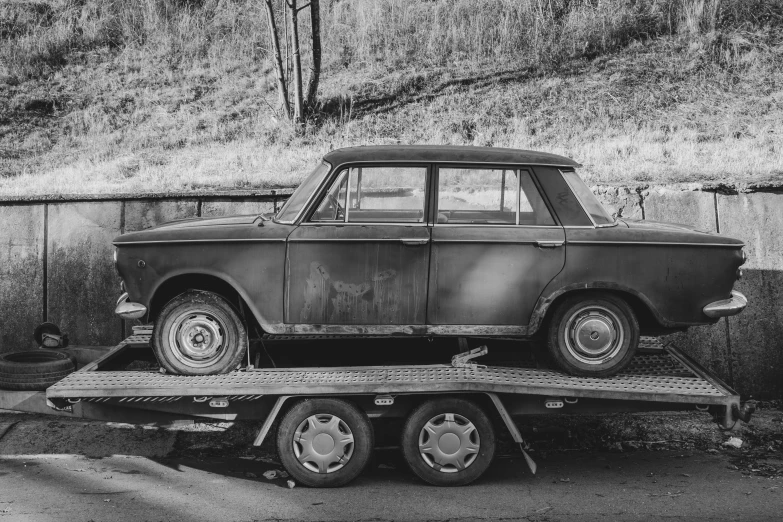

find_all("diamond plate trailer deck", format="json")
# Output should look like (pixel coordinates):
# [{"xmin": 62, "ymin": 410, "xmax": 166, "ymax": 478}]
[
  {"xmin": 0, "ymin": 334, "xmax": 751, "ymax": 487},
  {"xmin": 41, "ymin": 335, "xmax": 742, "ymax": 427}
]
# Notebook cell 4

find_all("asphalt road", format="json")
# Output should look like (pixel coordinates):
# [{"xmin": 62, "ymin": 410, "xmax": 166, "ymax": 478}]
[{"xmin": 1, "ymin": 450, "xmax": 781, "ymax": 522}]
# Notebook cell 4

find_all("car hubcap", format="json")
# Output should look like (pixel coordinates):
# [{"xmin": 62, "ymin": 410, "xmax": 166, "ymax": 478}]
[
  {"xmin": 168, "ymin": 311, "xmax": 226, "ymax": 368},
  {"xmin": 418, "ymin": 413, "xmax": 480, "ymax": 473},
  {"xmin": 293, "ymin": 414, "xmax": 354, "ymax": 474},
  {"xmin": 564, "ymin": 305, "xmax": 624, "ymax": 365}
]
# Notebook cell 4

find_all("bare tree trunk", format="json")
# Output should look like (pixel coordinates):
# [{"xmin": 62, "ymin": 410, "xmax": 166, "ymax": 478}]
[
  {"xmin": 305, "ymin": 0, "xmax": 321, "ymax": 111},
  {"xmin": 289, "ymin": 0, "xmax": 305, "ymax": 126},
  {"xmin": 263, "ymin": 0, "xmax": 290, "ymax": 119}
]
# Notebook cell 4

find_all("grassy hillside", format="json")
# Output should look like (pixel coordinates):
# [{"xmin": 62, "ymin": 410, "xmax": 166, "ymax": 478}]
[{"xmin": 1, "ymin": 0, "xmax": 782, "ymax": 196}]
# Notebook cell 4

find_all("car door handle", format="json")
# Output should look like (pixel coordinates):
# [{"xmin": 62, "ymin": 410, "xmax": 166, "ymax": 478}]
[
  {"xmin": 536, "ymin": 240, "xmax": 564, "ymax": 248},
  {"xmin": 400, "ymin": 238, "xmax": 430, "ymax": 246}
]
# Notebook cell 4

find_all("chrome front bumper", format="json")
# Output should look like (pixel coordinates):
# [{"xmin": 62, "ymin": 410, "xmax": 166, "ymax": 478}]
[
  {"xmin": 703, "ymin": 290, "xmax": 747, "ymax": 319},
  {"xmin": 115, "ymin": 292, "xmax": 148, "ymax": 320}
]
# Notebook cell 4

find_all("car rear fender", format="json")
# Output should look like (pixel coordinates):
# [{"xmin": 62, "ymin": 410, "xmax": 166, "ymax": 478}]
[{"xmin": 527, "ymin": 282, "xmax": 669, "ymax": 335}]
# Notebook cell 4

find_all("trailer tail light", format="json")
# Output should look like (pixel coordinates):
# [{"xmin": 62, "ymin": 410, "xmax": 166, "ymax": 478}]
[
  {"xmin": 544, "ymin": 398, "xmax": 564, "ymax": 409},
  {"xmin": 209, "ymin": 397, "xmax": 230, "ymax": 408},
  {"xmin": 374, "ymin": 395, "xmax": 394, "ymax": 406}
]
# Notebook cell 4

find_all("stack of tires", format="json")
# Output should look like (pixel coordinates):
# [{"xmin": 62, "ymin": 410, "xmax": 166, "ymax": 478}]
[
  {"xmin": 0, "ymin": 323, "xmax": 76, "ymax": 391},
  {"xmin": 0, "ymin": 351, "xmax": 76, "ymax": 391}
]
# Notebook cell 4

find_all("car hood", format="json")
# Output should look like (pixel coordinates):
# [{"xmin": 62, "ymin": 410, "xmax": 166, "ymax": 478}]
[
  {"xmin": 142, "ymin": 214, "xmax": 262, "ymax": 231},
  {"xmin": 114, "ymin": 213, "xmax": 288, "ymax": 244}
]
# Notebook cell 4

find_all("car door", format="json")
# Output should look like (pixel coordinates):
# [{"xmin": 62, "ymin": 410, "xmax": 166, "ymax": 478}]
[
  {"xmin": 285, "ymin": 164, "xmax": 431, "ymax": 332},
  {"xmin": 427, "ymin": 164, "xmax": 566, "ymax": 333}
]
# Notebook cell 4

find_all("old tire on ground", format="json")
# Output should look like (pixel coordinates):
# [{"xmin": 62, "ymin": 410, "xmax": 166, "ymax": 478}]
[
  {"xmin": 547, "ymin": 292, "xmax": 639, "ymax": 377},
  {"xmin": 277, "ymin": 398, "xmax": 374, "ymax": 488},
  {"xmin": 401, "ymin": 397, "xmax": 496, "ymax": 486},
  {"xmin": 152, "ymin": 290, "xmax": 247, "ymax": 375},
  {"xmin": 0, "ymin": 350, "xmax": 76, "ymax": 391}
]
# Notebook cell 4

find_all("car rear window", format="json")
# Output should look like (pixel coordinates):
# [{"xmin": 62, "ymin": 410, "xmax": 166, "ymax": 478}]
[{"xmin": 560, "ymin": 170, "xmax": 615, "ymax": 226}]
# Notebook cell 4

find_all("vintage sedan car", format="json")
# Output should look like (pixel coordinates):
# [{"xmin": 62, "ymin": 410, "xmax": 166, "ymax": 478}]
[{"xmin": 113, "ymin": 146, "xmax": 747, "ymax": 377}]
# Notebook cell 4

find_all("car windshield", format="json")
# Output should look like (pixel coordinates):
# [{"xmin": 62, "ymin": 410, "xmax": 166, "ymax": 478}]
[
  {"xmin": 275, "ymin": 161, "xmax": 332, "ymax": 223},
  {"xmin": 560, "ymin": 170, "xmax": 615, "ymax": 226}
]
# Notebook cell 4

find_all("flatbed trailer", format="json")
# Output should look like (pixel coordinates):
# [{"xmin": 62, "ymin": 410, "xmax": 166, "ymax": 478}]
[{"xmin": 0, "ymin": 334, "xmax": 752, "ymax": 487}]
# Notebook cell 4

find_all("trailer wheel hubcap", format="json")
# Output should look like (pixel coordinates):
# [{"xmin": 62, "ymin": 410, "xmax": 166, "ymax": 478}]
[
  {"xmin": 293, "ymin": 414, "xmax": 354, "ymax": 474},
  {"xmin": 169, "ymin": 311, "xmax": 226, "ymax": 368},
  {"xmin": 564, "ymin": 305, "xmax": 624, "ymax": 364},
  {"xmin": 418, "ymin": 413, "xmax": 480, "ymax": 473}
]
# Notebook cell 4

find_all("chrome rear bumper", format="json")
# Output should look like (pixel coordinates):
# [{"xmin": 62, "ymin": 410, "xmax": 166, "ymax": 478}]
[
  {"xmin": 703, "ymin": 290, "xmax": 747, "ymax": 318},
  {"xmin": 115, "ymin": 293, "xmax": 148, "ymax": 320}
]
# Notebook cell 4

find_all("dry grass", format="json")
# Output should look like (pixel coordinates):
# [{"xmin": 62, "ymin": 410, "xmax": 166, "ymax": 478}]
[{"xmin": 0, "ymin": 0, "xmax": 782, "ymax": 196}]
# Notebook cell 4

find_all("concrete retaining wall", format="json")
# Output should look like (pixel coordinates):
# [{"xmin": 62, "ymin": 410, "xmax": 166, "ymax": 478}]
[{"xmin": 0, "ymin": 187, "xmax": 780, "ymax": 398}]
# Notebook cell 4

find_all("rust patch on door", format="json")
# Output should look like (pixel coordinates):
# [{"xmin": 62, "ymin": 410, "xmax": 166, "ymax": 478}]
[{"xmin": 300, "ymin": 262, "xmax": 400, "ymax": 323}]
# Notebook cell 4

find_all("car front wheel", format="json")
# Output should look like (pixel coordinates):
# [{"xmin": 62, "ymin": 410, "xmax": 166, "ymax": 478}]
[
  {"xmin": 547, "ymin": 293, "xmax": 639, "ymax": 377},
  {"xmin": 152, "ymin": 290, "xmax": 247, "ymax": 375}
]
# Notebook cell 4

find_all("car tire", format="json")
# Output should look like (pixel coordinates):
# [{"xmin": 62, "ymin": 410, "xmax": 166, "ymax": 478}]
[
  {"xmin": 0, "ymin": 350, "xmax": 76, "ymax": 391},
  {"xmin": 277, "ymin": 398, "xmax": 374, "ymax": 488},
  {"xmin": 547, "ymin": 293, "xmax": 639, "ymax": 377},
  {"xmin": 401, "ymin": 397, "xmax": 496, "ymax": 486},
  {"xmin": 152, "ymin": 290, "xmax": 247, "ymax": 375}
]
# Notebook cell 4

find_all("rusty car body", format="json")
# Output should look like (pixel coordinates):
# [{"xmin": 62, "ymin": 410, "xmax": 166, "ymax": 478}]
[{"xmin": 113, "ymin": 146, "xmax": 747, "ymax": 376}]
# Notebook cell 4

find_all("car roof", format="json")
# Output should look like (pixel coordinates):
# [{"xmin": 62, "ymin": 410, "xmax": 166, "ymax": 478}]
[{"xmin": 322, "ymin": 145, "xmax": 581, "ymax": 168}]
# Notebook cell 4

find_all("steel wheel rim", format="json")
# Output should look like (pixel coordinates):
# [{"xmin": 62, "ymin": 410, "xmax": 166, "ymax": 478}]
[
  {"xmin": 168, "ymin": 310, "xmax": 226, "ymax": 368},
  {"xmin": 418, "ymin": 413, "xmax": 480, "ymax": 473},
  {"xmin": 564, "ymin": 305, "xmax": 625, "ymax": 365},
  {"xmin": 293, "ymin": 414, "xmax": 355, "ymax": 474}
]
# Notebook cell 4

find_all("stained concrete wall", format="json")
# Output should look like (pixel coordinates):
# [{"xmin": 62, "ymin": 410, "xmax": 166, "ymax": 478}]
[
  {"xmin": 0, "ymin": 192, "xmax": 289, "ymax": 353},
  {"xmin": 0, "ymin": 187, "xmax": 780, "ymax": 398},
  {"xmin": 0, "ymin": 205, "xmax": 44, "ymax": 352},
  {"xmin": 593, "ymin": 186, "xmax": 783, "ymax": 399}
]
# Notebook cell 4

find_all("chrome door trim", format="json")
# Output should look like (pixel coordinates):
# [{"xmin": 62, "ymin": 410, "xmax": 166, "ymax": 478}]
[
  {"xmin": 113, "ymin": 238, "xmax": 287, "ymax": 246},
  {"xmin": 568, "ymin": 240, "xmax": 745, "ymax": 248}
]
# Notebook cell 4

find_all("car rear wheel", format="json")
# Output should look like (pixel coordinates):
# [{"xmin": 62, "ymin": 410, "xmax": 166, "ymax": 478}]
[
  {"xmin": 152, "ymin": 290, "xmax": 247, "ymax": 375},
  {"xmin": 277, "ymin": 398, "xmax": 374, "ymax": 488},
  {"xmin": 401, "ymin": 398, "xmax": 496, "ymax": 486},
  {"xmin": 547, "ymin": 293, "xmax": 639, "ymax": 377}
]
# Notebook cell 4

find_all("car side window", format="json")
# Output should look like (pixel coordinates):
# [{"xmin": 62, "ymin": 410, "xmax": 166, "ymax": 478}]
[
  {"xmin": 346, "ymin": 166, "xmax": 427, "ymax": 223},
  {"xmin": 311, "ymin": 169, "xmax": 348, "ymax": 222},
  {"xmin": 436, "ymin": 167, "xmax": 554, "ymax": 225}
]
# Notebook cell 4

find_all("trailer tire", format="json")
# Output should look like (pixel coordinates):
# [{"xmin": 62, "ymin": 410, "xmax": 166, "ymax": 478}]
[
  {"xmin": 0, "ymin": 350, "xmax": 76, "ymax": 391},
  {"xmin": 277, "ymin": 398, "xmax": 374, "ymax": 488},
  {"xmin": 547, "ymin": 292, "xmax": 639, "ymax": 377},
  {"xmin": 401, "ymin": 397, "xmax": 495, "ymax": 486},
  {"xmin": 152, "ymin": 290, "xmax": 247, "ymax": 375}
]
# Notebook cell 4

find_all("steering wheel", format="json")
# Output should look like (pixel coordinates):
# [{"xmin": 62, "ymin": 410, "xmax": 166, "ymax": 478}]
[{"xmin": 327, "ymin": 192, "xmax": 344, "ymax": 220}]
